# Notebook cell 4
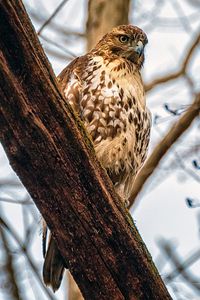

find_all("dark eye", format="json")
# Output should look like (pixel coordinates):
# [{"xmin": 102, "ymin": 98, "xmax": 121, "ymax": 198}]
[{"xmin": 119, "ymin": 35, "xmax": 129, "ymax": 43}]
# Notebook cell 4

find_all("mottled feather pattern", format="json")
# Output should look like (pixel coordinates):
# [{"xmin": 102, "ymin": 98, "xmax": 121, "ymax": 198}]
[
  {"xmin": 58, "ymin": 26, "xmax": 151, "ymax": 201},
  {"xmin": 43, "ymin": 25, "xmax": 151, "ymax": 291}
]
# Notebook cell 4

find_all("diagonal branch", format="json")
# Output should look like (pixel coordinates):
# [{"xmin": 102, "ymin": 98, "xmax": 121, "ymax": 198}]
[
  {"xmin": 37, "ymin": 0, "xmax": 69, "ymax": 35},
  {"xmin": 145, "ymin": 30, "xmax": 200, "ymax": 92},
  {"xmin": 30, "ymin": 10, "xmax": 85, "ymax": 38},
  {"xmin": 0, "ymin": 1, "xmax": 172, "ymax": 299},
  {"xmin": 160, "ymin": 240, "xmax": 200, "ymax": 293},
  {"xmin": 39, "ymin": 34, "xmax": 76, "ymax": 58},
  {"xmin": 129, "ymin": 92, "xmax": 200, "ymax": 207}
]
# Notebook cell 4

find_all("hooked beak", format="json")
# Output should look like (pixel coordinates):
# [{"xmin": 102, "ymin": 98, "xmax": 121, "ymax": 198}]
[{"xmin": 134, "ymin": 40, "xmax": 144, "ymax": 57}]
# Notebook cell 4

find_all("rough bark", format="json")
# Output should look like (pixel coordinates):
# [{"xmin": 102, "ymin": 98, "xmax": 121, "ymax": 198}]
[
  {"xmin": 86, "ymin": 0, "xmax": 130, "ymax": 50},
  {"xmin": 0, "ymin": 1, "xmax": 172, "ymax": 299}
]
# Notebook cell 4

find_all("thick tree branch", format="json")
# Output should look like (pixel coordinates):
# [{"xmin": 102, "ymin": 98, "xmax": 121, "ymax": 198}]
[
  {"xmin": 129, "ymin": 93, "xmax": 200, "ymax": 207},
  {"xmin": 86, "ymin": 0, "xmax": 130, "ymax": 50},
  {"xmin": 0, "ymin": 1, "xmax": 171, "ymax": 299},
  {"xmin": 145, "ymin": 30, "xmax": 200, "ymax": 92}
]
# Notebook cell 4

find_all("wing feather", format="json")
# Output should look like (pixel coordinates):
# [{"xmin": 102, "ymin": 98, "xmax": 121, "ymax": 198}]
[{"xmin": 57, "ymin": 56, "xmax": 88, "ymax": 114}]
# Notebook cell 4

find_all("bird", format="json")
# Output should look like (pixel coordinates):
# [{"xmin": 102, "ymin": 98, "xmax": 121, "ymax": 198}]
[{"xmin": 43, "ymin": 24, "xmax": 151, "ymax": 292}]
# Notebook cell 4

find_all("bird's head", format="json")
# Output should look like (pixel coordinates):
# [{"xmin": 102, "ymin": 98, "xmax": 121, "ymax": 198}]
[{"xmin": 93, "ymin": 25, "xmax": 148, "ymax": 68}]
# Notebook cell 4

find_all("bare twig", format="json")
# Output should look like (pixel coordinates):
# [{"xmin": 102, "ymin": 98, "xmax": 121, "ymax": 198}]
[
  {"xmin": 0, "ymin": 179, "xmax": 23, "ymax": 188},
  {"xmin": 40, "ymin": 34, "xmax": 76, "ymax": 58},
  {"xmin": 0, "ymin": 215, "xmax": 57, "ymax": 300},
  {"xmin": 0, "ymin": 197, "xmax": 32, "ymax": 205},
  {"xmin": 37, "ymin": 0, "xmax": 69, "ymax": 35},
  {"xmin": 172, "ymin": 0, "xmax": 192, "ymax": 32},
  {"xmin": 165, "ymin": 249, "xmax": 200, "ymax": 283},
  {"xmin": 128, "ymin": 93, "xmax": 200, "ymax": 207},
  {"xmin": 145, "ymin": 30, "xmax": 200, "ymax": 92},
  {"xmin": 0, "ymin": 216, "xmax": 21, "ymax": 300},
  {"xmin": 30, "ymin": 10, "xmax": 85, "ymax": 38},
  {"xmin": 159, "ymin": 240, "xmax": 200, "ymax": 293},
  {"xmin": 164, "ymin": 143, "xmax": 200, "ymax": 171},
  {"xmin": 43, "ymin": 46, "xmax": 73, "ymax": 61},
  {"xmin": 174, "ymin": 152, "xmax": 200, "ymax": 183}
]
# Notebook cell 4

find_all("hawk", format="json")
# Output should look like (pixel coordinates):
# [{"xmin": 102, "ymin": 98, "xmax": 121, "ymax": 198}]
[{"xmin": 43, "ymin": 24, "xmax": 151, "ymax": 291}]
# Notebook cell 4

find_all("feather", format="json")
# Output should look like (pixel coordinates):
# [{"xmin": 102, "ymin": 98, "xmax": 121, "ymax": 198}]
[{"xmin": 43, "ymin": 24, "xmax": 151, "ymax": 291}]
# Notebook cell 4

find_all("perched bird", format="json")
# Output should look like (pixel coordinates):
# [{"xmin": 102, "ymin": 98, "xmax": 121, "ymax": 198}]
[{"xmin": 43, "ymin": 24, "xmax": 151, "ymax": 291}]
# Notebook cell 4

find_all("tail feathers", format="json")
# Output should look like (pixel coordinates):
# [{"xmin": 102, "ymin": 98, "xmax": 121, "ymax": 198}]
[
  {"xmin": 43, "ymin": 236, "xmax": 65, "ymax": 292},
  {"xmin": 42, "ymin": 220, "xmax": 47, "ymax": 258}
]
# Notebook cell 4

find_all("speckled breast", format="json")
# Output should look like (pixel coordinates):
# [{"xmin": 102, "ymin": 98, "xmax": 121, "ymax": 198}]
[{"xmin": 79, "ymin": 55, "xmax": 151, "ymax": 179}]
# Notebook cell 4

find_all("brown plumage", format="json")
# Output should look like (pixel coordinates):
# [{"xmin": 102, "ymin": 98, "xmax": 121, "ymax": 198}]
[{"xmin": 43, "ymin": 24, "xmax": 151, "ymax": 291}]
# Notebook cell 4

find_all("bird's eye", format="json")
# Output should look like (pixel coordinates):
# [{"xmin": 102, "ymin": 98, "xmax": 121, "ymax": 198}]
[{"xmin": 119, "ymin": 35, "xmax": 129, "ymax": 43}]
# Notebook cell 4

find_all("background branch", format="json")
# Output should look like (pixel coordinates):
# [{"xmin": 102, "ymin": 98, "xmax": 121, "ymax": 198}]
[
  {"xmin": 0, "ymin": 213, "xmax": 57, "ymax": 300},
  {"xmin": 129, "ymin": 92, "xmax": 200, "ymax": 207},
  {"xmin": 145, "ymin": 30, "xmax": 200, "ymax": 92},
  {"xmin": 160, "ymin": 240, "xmax": 200, "ymax": 293},
  {"xmin": 0, "ymin": 215, "xmax": 21, "ymax": 300},
  {"xmin": 86, "ymin": 0, "xmax": 130, "ymax": 50},
  {"xmin": 37, "ymin": 0, "xmax": 69, "ymax": 35}
]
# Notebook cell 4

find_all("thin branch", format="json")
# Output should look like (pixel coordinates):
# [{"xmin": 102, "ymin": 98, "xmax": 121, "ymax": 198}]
[
  {"xmin": 129, "ymin": 93, "xmax": 200, "ymax": 207},
  {"xmin": 165, "ymin": 248, "xmax": 200, "ymax": 282},
  {"xmin": 145, "ymin": 30, "xmax": 200, "ymax": 92},
  {"xmin": 0, "ymin": 215, "xmax": 57, "ymax": 300},
  {"xmin": 40, "ymin": 34, "xmax": 76, "ymax": 58},
  {"xmin": 0, "ymin": 179, "xmax": 23, "ymax": 188},
  {"xmin": 0, "ymin": 216, "xmax": 21, "ymax": 300},
  {"xmin": 37, "ymin": 0, "xmax": 69, "ymax": 35},
  {"xmin": 29, "ymin": 10, "xmax": 85, "ymax": 38},
  {"xmin": 0, "ymin": 197, "xmax": 32, "ymax": 205},
  {"xmin": 159, "ymin": 240, "xmax": 200, "ymax": 294},
  {"xmin": 165, "ymin": 144, "xmax": 200, "ymax": 171},
  {"xmin": 174, "ymin": 152, "xmax": 200, "ymax": 183},
  {"xmin": 43, "ymin": 45, "xmax": 73, "ymax": 61},
  {"xmin": 172, "ymin": 0, "xmax": 192, "ymax": 32}
]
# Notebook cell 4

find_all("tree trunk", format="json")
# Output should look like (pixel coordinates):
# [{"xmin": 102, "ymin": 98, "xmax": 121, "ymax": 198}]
[
  {"xmin": 86, "ymin": 0, "xmax": 130, "ymax": 50},
  {"xmin": 0, "ymin": 1, "xmax": 172, "ymax": 299}
]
